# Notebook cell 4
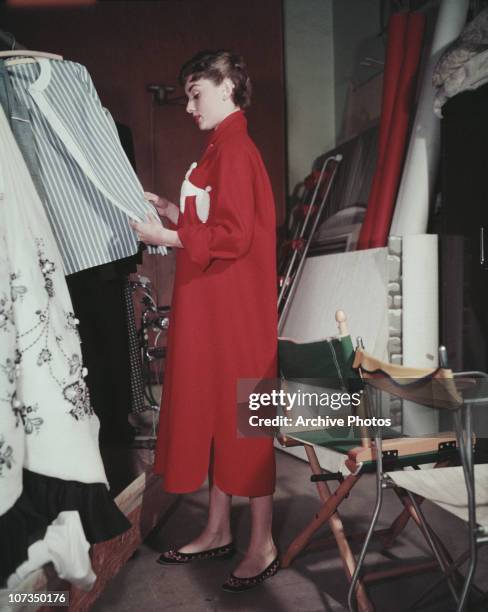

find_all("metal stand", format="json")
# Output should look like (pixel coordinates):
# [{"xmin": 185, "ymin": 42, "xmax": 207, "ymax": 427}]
[
  {"xmin": 129, "ymin": 275, "xmax": 170, "ymax": 448},
  {"xmin": 278, "ymin": 154, "xmax": 342, "ymax": 332}
]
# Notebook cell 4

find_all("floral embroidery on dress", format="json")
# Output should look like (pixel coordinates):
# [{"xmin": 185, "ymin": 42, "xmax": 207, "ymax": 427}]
[
  {"xmin": 37, "ymin": 247, "xmax": 56, "ymax": 298},
  {"xmin": 0, "ymin": 287, "xmax": 17, "ymax": 412},
  {"xmin": 3, "ymin": 358, "xmax": 17, "ymax": 383},
  {"xmin": 0, "ymin": 104, "xmax": 109, "ymax": 511},
  {"xmin": 65, "ymin": 312, "xmax": 80, "ymax": 331},
  {"xmin": 37, "ymin": 348, "xmax": 52, "ymax": 366},
  {"xmin": 2, "ymin": 239, "xmax": 94, "ymax": 424},
  {"xmin": 11, "ymin": 392, "xmax": 43, "ymax": 434},
  {"xmin": 0, "ymin": 294, "xmax": 14, "ymax": 331},
  {"xmin": 63, "ymin": 379, "xmax": 92, "ymax": 420},
  {"xmin": 10, "ymin": 273, "xmax": 27, "ymax": 302},
  {"xmin": 0, "ymin": 436, "xmax": 14, "ymax": 476},
  {"xmin": 68, "ymin": 354, "xmax": 81, "ymax": 376},
  {"xmin": 1, "ymin": 353, "xmax": 20, "ymax": 384}
]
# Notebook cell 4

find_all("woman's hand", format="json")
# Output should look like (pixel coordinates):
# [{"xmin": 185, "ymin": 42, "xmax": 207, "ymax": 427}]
[
  {"xmin": 144, "ymin": 191, "xmax": 170, "ymax": 217},
  {"xmin": 130, "ymin": 214, "xmax": 182, "ymax": 248},
  {"xmin": 144, "ymin": 191, "xmax": 180, "ymax": 225}
]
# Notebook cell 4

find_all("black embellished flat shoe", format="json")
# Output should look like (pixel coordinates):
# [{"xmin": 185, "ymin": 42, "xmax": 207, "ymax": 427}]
[
  {"xmin": 221, "ymin": 554, "xmax": 280, "ymax": 592},
  {"xmin": 157, "ymin": 542, "xmax": 235, "ymax": 565}
]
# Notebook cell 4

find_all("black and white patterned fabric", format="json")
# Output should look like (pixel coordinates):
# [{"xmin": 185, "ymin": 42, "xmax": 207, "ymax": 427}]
[{"xmin": 124, "ymin": 280, "xmax": 146, "ymax": 414}]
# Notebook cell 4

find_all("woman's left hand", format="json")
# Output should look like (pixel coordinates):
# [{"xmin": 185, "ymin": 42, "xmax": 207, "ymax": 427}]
[{"xmin": 130, "ymin": 214, "xmax": 182, "ymax": 247}]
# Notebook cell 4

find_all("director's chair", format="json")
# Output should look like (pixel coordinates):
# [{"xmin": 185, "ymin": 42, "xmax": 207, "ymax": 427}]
[
  {"xmin": 278, "ymin": 312, "xmax": 466, "ymax": 612},
  {"xmin": 348, "ymin": 348, "xmax": 488, "ymax": 612}
]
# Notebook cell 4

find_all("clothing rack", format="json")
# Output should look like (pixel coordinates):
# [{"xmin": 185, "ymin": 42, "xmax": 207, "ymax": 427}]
[{"xmin": 0, "ymin": 50, "xmax": 63, "ymax": 62}]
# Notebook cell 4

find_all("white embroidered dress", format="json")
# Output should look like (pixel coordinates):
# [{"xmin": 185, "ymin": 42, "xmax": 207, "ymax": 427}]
[{"xmin": 0, "ymin": 104, "xmax": 110, "ymax": 587}]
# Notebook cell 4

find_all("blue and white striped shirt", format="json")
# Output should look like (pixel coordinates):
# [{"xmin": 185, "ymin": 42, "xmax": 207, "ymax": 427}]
[{"xmin": 7, "ymin": 59, "xmax": 164, "ymax": 275}]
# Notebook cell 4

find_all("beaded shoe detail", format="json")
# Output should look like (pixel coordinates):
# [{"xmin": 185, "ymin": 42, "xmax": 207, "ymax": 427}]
[
  {"xmin": 157, "ymin": 542, "xmax": 235, "ymax": 565},
  {"xmin": 222, "ymin": 554, "xmax": 280, "ymax": 592}
]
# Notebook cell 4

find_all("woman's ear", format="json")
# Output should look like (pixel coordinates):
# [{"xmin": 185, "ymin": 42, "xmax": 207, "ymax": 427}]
[{"xmin": 222, "ymin": 77, "xmax": 235, "ymax": 102}]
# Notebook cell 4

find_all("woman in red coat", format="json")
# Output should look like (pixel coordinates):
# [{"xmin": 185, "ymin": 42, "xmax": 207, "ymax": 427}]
[{"xmin": 131, "ymin": 50, "xmax": 279, "ymax": 591}]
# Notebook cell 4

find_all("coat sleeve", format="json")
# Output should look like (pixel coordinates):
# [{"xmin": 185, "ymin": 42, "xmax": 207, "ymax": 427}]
[{"xmin": 177, "ymin": 146, "xmax": 255, "ymax": 271}]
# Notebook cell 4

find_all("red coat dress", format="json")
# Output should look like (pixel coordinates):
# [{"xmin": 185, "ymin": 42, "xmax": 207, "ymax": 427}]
[{"xmin": 154, "ymin": 111, "xmax": 277, "ymax": 497}]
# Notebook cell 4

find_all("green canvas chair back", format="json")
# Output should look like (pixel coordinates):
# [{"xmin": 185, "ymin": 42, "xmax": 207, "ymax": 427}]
[
  {"xmin": 277, "ymin": 331, "xmax": 363, "ymax": 442},
  {"xmin": 278, "ymin": 334, "xmax": 360, "ymax": 392}
]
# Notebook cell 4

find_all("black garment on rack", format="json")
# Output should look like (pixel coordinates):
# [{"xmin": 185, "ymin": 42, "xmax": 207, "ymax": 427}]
[
  {"xmin": 0, "ymin": 466, "xmax": 132, "ymax": 585},
  {"xmin": 65, "ymin": 121, "xmax": 143, "ymax": 444},
  {"xmin": 440, "ymin": 83, "xmax": 488, "ymax": 371},
  {"xmin": 66, "ymin": 260, "xmax": 136, "ymax": 444}
]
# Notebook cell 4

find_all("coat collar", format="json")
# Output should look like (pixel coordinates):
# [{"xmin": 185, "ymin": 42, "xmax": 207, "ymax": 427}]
[
  {"xmin": 207, "ymin": 109, "xmax": 247, "ymax": 147},
  {"xmin": 29, "ymin": 58, "xmax": 51, "ymax": 92}
]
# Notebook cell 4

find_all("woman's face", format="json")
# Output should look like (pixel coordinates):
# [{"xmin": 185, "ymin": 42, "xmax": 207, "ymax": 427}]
[{"xmin": 185, "ymin": 77, "xmax": 237, "ymax": 130}]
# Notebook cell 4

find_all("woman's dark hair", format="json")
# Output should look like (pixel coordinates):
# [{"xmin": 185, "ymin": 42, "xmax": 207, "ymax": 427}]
[{"xmin": 179, "ymin": 50, "xmax": 252, "ymax": 109}]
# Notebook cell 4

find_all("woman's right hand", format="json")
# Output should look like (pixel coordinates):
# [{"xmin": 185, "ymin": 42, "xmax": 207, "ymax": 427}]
[{"xmin": 144, "ymin": 191, "xmax": 171, "ymax": 218}]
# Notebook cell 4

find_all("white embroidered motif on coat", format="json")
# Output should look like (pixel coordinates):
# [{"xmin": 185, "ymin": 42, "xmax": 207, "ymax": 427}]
[{"xmin": 180, "ymin": 162, "xmax": 212, "ymax": 223}]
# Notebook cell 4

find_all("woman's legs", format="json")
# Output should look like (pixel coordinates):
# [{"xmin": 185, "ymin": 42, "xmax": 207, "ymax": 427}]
[
  {"xmin": 178, "ymin": 482, "xmax": 232, "ymax": 553},
  {"xmin": 231, "ymin": 493, "xmax": 277, "ymax": 577},
  {"xmin": 176, "ymin": 486, "xmax": 277, "ymax": 578}
]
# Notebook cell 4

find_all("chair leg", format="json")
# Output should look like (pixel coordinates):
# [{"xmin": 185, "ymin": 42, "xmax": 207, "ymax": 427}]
[
  {"xmin": 304, "ymin": 447, "xmax": 374, "ymax": 612},
  {"xmin": 454, "ymin": 407, "xmax": 478, "ymax": 612},
  {"xmin": 281, "ymin": 466, "xmax": 360, "ymax": 568},
  {"xmin": 380, "ymin": 505, "xmax": 413, "ymax": 549},
  {"xmin": 395, "ymin": 456, "xmax": 477, "ymax": 612},
  {"xmin": 392, "ymin": 487, "xmax": 460, "ymax": 579},
  {"xmin": 347, "ymin": 434, "xmax": 385, "ymax": 612},
  {"xmin": 281, "ymin": 453, "xmax": 371, "ymax": 609},
  {"xmin": 406, "ymin": 548, "xmax": 473, "ymax": 612},
  {"xmin": 404, "ymin": 490, "xmax": 461, "ymax": 607}
]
